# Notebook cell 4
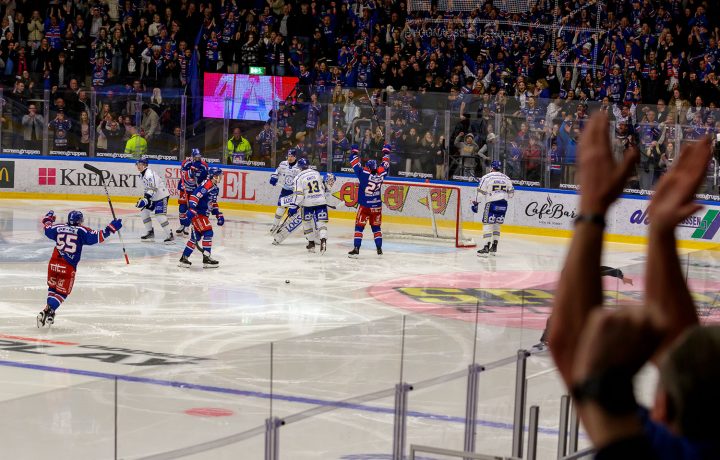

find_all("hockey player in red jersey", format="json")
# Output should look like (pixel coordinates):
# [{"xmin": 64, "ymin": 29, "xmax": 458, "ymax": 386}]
[
  {"xmin": 348, "ymin": 144, "xmax": 391, "ymax": 258},
  {"xmin": 38, "ymin": 210, "xmax": 123, "ymax": 327}
]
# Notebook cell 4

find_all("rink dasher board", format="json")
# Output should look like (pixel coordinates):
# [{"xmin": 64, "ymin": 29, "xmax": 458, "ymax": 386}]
[{"xmin": 0, "ymin": 156, "xmax": 719, "ymax": 248}]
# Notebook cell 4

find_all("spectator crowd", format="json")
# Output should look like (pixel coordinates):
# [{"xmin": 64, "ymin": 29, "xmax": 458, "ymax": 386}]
[{"xmin": 0, "ymin": 0, "xmax": 718, "ymax": 190}]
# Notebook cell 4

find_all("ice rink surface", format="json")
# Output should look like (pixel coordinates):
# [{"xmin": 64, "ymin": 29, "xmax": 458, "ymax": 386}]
[{"xmin": 0, "ymin": 199, "xmax": 710, "ymax": 460}]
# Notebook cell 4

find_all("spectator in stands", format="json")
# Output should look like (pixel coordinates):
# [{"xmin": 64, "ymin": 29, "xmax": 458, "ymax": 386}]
[
  {"xmin": 100, "ymin": 115, "xmax": 126, "ymax": 154},
  {"xmin": 21, "ymin": 103, "xmax": 43, "ymax": 152},
  {"xmin": 124, "ymin": 125, "xmax": 147, "ymax": 158},
  {"xmin": 141, "ymin": 103, "xmax": 159, "ymax": 149},
  {"xmin": 227, "ymin": 127, "xmax": 252, "ymax": 164}
]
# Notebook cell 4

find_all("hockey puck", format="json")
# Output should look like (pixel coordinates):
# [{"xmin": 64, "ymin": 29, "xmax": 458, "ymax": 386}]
[{"xmin": 285, "ymin": 280, "xmax": 290, "ymax": 284}]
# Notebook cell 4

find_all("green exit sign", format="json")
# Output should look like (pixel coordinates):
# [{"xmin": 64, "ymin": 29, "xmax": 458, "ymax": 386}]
[{"xmin": 249, "ymin": 66, "xmax": 266, "ymax": 75}]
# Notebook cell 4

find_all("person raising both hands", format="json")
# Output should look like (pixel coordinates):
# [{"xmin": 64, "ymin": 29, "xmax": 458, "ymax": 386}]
[{"xmin": 548, "ymin": 112, "xmax": 720, "ymax": 460}]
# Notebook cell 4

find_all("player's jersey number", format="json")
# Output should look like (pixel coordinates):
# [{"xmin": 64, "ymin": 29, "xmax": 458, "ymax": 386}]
[
  {"xmin": 491, "ymin": 184, "xmax": 509, "ymax": 191},
  {"xmin": 56, "ymin": 234, "xmax": 78, "ymax": 254},
  {"xmin": 307, "ymin": 180, "xmax": 321, "ymax": 193},
  {"xmin": 365, "ymin": 180, "xmax": 381, "ymax": 196}
]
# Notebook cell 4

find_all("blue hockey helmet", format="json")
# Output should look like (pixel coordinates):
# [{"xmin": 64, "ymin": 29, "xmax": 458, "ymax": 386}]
[
  {"xmin": 191, "ymin": 148, "xmax": 202, "ymax": 158},
  {"xmin": 297, "ymin": 158, "xmax": 309, "ymax": 170},
  {"xmin": 67, "ymin": 210, "xmax": 84, "ymax": 226},
  {"xmin": 490, "ymin": 160, "xmax": 502, "ymax": 171},
  {"xmin": 351, "ymin": 144, "xmax": 360, "ymax": 153},
  {"xmin": 365, "ymin": 159, "xmax": 377, "ymax": 171},
  {"xmin": 287, "ymin": 148, "xmax": 297, "ymax": 158},
  {"xmin": 382, "ymin": 144, "xmax": 392, "ymax": 153},
  {"xmin": 207, "ymin": 167, "xmax": 223, "ymax": 178},
  {"xmin": 136, "ymin": 157, "xmax": 149, "ymax": 166}
]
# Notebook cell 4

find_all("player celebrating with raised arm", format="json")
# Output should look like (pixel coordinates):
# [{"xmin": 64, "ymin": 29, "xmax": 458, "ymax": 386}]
[
  {"xmin": 176, "ymin": 149, "xmax": 209, "ymax": 235},
  {"xmin": 348, "ymin": 145, "xmax": 391, "ymax": 258},
  {"xmin": 135, "ymin": 158, "xmax": 174, "ymax": 244},
  {"xmin": 269, "ymin": 149, "xmax": 301, "ymax": 234},
  {"xmin": 471, "ymin": 161, "xmax": 514, "ymax": 257},
  {"xmin": 178, "ymin": 167, "xmax": 224, "ymax": 269},
  {"xmin": 37, "ymin": 210, "xmax": 123, "ymax": 327}
]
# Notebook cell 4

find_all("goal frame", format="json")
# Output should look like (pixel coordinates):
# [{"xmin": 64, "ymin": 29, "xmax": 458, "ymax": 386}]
[{"xmin": 383, "ymin": 180, "xmax": 477, "ymax": 248}]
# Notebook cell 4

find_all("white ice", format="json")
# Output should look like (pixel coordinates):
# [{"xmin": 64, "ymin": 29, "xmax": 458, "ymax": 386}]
[{"xmin": 0, "ymin": 199, "xmax": 671, "ymax": 459}]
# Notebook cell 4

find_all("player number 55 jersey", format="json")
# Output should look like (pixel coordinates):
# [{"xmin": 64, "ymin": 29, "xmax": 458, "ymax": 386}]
[{"xmin": 477, "ymin": 171, "xmax": 514, "ymax": 202}]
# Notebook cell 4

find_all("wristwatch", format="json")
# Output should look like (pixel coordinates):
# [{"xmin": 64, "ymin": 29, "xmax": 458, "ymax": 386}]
[{"xmin": 571, "ymin": 371, "xmax": 638, "ymax": 415}]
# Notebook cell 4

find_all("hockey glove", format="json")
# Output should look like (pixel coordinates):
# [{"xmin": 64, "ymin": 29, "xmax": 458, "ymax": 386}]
[
  {"xmin": 216, "ymin": 213, "xmax": 225, "ymax": 226},
  {"xmin": 471, "ymin": 201, "xmax": 479, "ymax": 214},
  {"xmin": 136, "ymin": 197, "xmax": 151, "ymax": 209},
  {"xmin": 107, "ymin": 219, "xmax": 123, "ymax": 233},
  {"xmin": 288, "ymin": 205, "xmax": 298, "ymax": 217},
  {"xmin": 42, "ymin": 211, "xmax": 56, "ymax": 225},
  {"xmin": 269, "ymin": 175, "xmax": 278, "ymax": 186}
]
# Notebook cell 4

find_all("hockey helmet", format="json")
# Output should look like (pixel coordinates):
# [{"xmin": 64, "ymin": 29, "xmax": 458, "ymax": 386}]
[
  {"xmin": 207, "ymin": 167, "xmax": 223, "ymax": 178},
  {"xmin": 382, "ymin": 144, "xmax": 391, "ymax": 153},
  {"xmin": 136, "ymin": 157, "xmax": 149, "ymax": 167},
  {"xmin": 490, "ymin": 160, "xmax": 502, "ymax": 171},
  {"xmin": 365, "ymin": 159, "xmax": 378, "ymax": 171},
  {"xmin": 297, "ymin": 158, "xmax": 309, "ymax": 170},
  {"xmin": 351, "ymin": 144, "xmax": 360, "ymax": 153},
  {"xmin": 287, "ymin": 148, "xmax": 297, "ymax": 158},
  {"xmin": 191, "ymin": 148, "xmax": 202, "ymax": 158},
  {"xmin": 67, "ymin": 210, "xmax": 84, "ymax": 226}
]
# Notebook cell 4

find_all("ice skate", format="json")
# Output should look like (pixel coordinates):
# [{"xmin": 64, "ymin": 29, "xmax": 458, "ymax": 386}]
[
  {"xmin": 490, "ymin": 241, "xmax": 498, "ymax": 256},
  {"xmin": 202, "ymin": 254, "xmax": 219, "ymax": 268},
  {"xmin": 269, "ymin": 224, "xmax": 279, "ymax": 235},
  {"xmin": 36, "ymin": 307, "xmax": 55, "ymax": 328},
  {"xmin": 175, "ymin": 226, "xmax": 188, "ymax": 235},
  {"xmin": 164, "ymin": 233, "xmax": 175, "ymax": 244},
  {"xmin": 477, "ymin": 243, "xmax": 491, "ymax": 257},
  {"xmin": 319, "ymin": 239, "xmax": 327, "ymax": 254},
  {"xmin": 178, "ymin": 255, "xmax": 192, "ymax": 268},
  {"xmin": 376, "ymin": 247, "xmax": 383, "ymax": 256},
  {"xmin": 306, "ymin": 241, "xmax": 316, "ymax": 253},
  {"xmin": 348, "ymin": 247, "xmax": 360, "ymax": 258},
  {"xmin": 141, "ymin": 229, "xmax": 155, "ymax": 241}
]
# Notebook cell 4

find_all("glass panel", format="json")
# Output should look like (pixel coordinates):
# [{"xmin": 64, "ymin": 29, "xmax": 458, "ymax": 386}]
[
  {"xmin": 0, "ymin": 377, "xmax": 114, "ymax": 457},
  {"xmin": 274, "ymin": 316, "xmax": 404, "ymax": 458},
  {"xmin": 117, "ymin": 342, "xmax": 271, "ymax": 458}
]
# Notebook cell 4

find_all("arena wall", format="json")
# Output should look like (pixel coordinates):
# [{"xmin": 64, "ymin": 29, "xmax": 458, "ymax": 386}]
[{"xmin": 1, "ymin": 155, "xmax": 719, "ymax": 249}]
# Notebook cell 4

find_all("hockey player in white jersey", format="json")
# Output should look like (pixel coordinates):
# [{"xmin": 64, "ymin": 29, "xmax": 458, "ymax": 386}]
[
  {"xmin": 135, "ymin": 158, "xmax": 174, "ymax": 243},
  {"xmin": 280, "ymin": 158, "xmax": 330, "ymax": 254},
  {"xmin": 269, "ymin": 149, "xmax": 301, "ymax": 233},
  {"xmin": 272, "ymin": 173, "xmax": 335, "ymax": 246},
  {"xmin": 471, "ymin": 161, "xmax": 514, "ymax": 256}
]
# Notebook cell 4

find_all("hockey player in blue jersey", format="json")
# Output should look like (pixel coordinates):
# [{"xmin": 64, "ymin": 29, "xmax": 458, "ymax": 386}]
[
  {"xmin": 348, "ymin": 147, "xmax": 391, "ymax": 258},
  {"xmin": 178, "ymin": 167, "xmax": 224, "ymax": 269},
  {"xmin": 176, "ymin": 149, "xmax": 209, "ymax": 235},
  {"xmin": 269, "ymin": 149, "xmax": 301, "ymax": 233},
  {"xmin": 38, "ymin": 210, "xmax": 123, "ymax": 327}
]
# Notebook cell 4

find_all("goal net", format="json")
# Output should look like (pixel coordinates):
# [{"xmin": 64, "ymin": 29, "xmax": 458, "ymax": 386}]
[{"xmin": 379, "ymin": 181, "xmax": 476, "ymax": 248}]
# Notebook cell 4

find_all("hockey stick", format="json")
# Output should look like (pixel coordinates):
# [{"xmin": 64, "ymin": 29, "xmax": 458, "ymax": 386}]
[{"xmin": 83, "ymin": 163, "xmax": 130, "ymax": 264}]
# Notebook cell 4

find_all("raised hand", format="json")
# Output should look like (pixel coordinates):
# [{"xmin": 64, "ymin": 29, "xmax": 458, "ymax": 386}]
[
  {"xmin": 648, "ymin": 138, "xmax": 712, "ymax": 233},
  {"xmin": 577, "ymin": 112, "xmax": 639, "ymax": 215}
]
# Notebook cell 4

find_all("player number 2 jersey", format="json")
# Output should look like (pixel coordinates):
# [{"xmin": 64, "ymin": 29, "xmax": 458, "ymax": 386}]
[
  {"xmin": 477, "ymin": 171, "xmax": 514, "ymax": 202},
  {"xmin": 351, "ymin": 154, "xmax": 389, "ymax": 208}
]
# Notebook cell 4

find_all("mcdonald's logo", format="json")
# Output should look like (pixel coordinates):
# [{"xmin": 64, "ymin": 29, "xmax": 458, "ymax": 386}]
[{"xmin": 0, "ymin": 161, "xmax": 14, "ymax": 188}]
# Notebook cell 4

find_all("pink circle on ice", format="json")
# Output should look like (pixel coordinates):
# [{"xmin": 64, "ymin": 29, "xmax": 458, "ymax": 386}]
[{"xmin": 184, "ymin": 407, "xmax": 235, "ymax": 417}]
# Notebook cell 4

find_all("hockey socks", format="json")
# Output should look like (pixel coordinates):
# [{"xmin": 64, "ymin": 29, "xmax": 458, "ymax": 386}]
[
  {"xmin": 46, "ymin": 289, "xmax": 65, "ymax": 311},
  {"xmin": 354, "ymin": 224, "xmax": 365, "ymax": 248},
  {"xmin": 371, "ymin": 225, "xmax": 382, "ymax": 249}
]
